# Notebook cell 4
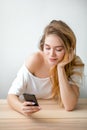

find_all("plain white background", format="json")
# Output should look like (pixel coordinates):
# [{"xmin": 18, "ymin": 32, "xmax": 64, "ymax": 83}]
[{"xmin": 0, "ymin": 0, "xmax": 87, "ymax": 98}]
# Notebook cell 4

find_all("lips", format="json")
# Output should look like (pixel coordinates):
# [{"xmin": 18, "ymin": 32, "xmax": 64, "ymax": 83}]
[{"xmin": 49, "ymin": 58, "xmax": 57, "ymax": 62}]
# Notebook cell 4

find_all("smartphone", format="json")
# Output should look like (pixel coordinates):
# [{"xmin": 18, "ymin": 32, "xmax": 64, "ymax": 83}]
[{"xmin": 23, "ymin": 93, "xmax": 39, "ymax": 106}]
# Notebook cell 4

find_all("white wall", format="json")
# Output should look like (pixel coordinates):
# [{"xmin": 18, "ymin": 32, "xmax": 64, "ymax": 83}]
[{"xmin": 0, "ymin": 0, "xmax": 87, "ymax": 98}]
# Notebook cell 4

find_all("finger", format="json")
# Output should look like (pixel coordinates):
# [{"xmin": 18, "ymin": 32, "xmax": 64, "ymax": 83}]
[
  {"xmin": 30, "ymin": 106, "xmax": 41, "ymax": 111},
  {"xmin": 23, "ymin": 101, "xmax": 35, "ymax": 106},
  {"xmin": 24, "ymin": 108, "xmax": 40, "ymax": 113},
  {"xmin": 22, "ymin": 107, "xmax": 41, "ymax": 115},
  {"xmin": 23, "ymin": 108, "xmax": 40, "ymax": 116},
  {"xmin": 22, "ymin": 106, "xmax": 41, "ymax": 111}
]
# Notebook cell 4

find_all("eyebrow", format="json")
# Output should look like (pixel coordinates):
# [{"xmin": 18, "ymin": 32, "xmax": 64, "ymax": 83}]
[{"xmin": 44, "ymin": 44, "xmax": 64, "ymax": 48}]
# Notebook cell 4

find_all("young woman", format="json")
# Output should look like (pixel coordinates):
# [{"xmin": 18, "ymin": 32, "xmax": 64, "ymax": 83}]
[{"xmin": 7, "ymin": 20, "xmax": 84, "ymax": 116}]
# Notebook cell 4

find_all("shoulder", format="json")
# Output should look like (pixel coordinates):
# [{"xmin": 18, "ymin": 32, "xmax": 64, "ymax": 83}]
[
  {"xmin": 74, "ymin": 56, "xmax": 84, "ymax": 65},
  {"xmin": 25, "ymin": 51, "xmax": 44, "ymax": 73},
  {"xmin": 71, "ymin": 55, "xmax": 84, "ymax": 76}
]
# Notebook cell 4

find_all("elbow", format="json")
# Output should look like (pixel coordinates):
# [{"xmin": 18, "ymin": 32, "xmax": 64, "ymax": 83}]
[
  {"xmin": 64, "ymin": 104, "xmax": 76, "ymax": 111},
  {"xmin": 7, "ymin": 94, "xmax": 11, "ymax": 101},
  {"xmin": 65, "ymin": 107, "xmax": 75, "ymax": 111},
  {"xmin": 64, "ymin": 99, "xmax": 78, "ymax": 111},
  {"xmin": 7, "ymin": 95, "xmax": 9, "ymax": 102},
  {"xmin": 7, "ymin": 94, "xmax": 14, "ymax": 105},
  {"xmin": 7, "ymin": 95, "xmax": 11, "ymax": 105}
]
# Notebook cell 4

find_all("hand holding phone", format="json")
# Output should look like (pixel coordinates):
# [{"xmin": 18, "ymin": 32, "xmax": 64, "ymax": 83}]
[{"xmin": 23, "ymin": 93, "xmax": 39, "ymax": 106}]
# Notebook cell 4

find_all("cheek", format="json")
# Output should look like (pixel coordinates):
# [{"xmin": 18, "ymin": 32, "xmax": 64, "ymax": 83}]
[
  {"xmin": 57, "ymin": 51, "xmax": 65, "ymax": 60},
  {"xmin": 43, "ymin": 49, "xmax": 49, "ymax": 55}
]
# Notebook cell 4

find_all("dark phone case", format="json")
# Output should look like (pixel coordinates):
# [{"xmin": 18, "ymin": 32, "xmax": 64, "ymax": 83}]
[{"xmin": 23, "ymin": 93, "xmax": 39, "ymax": 106}]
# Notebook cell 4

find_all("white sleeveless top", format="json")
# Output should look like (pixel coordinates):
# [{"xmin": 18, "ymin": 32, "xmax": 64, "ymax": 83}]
[{"xmin": 8, "ymin": 63, "xmax": 84, "ymax": 99}]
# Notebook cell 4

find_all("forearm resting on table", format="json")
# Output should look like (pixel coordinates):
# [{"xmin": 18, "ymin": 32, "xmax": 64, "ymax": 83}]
[{"xmin": 7, "ymin": 94, "xmax": 23, "ymax": 114}]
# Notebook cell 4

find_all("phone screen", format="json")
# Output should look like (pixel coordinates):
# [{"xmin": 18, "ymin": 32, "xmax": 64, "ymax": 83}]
[{"xmin": 23, "ymin": 93, "xmax": 39, "ymax": 106}]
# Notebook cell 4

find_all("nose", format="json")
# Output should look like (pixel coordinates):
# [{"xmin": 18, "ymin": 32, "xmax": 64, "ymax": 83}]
[{"xmin": 50, "ymin": 49, "xmax": 56, "ymax": 57}]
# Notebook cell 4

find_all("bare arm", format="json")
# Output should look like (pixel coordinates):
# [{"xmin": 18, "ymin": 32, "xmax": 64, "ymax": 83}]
[
  {"xmin": 7, "ymin": 53, "xmax": 42, "ymax": 116},
  {"xmin": 7, "ymin": 94, "xmax": 41, "ymax": 116},
  {"xmin": 57, "ymin": 49, "xmax": 79, "ymax": 111},
  {"xmin": 58, "ymin": 66, "xmax": 79, "ymax": 111}
]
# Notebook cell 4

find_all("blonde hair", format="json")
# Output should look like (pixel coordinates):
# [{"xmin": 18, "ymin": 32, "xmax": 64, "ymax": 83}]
[{"xmin": 39, "ymin": 20, "xmax": 84, "ymax": 107}]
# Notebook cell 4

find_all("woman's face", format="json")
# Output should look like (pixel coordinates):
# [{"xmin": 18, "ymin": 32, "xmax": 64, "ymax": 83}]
[{"xmin": 43, "ymin": 34, "xmax": 65, "ymax": 67}]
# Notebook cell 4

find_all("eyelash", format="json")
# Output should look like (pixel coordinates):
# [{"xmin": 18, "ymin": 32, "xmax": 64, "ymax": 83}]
[
  {"xmin": 45, "ymin": 48, "xmax": 62, "ymax": 52},
  {"xmin": 45, "ymin": 48, "xmax": 50, "ymax": 50},
  {"xmin": 56, "ymin": 49, "xmax": 62, "ymax": 52}
]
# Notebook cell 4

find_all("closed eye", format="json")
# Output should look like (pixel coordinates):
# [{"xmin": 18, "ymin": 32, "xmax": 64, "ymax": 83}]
[
  {"xmin": 45, "ymin": 47, "xmax": 50, "ymax": 50},
  {"xmin": 56, "ymin": 49, "xmax": 63, "ymax": 51}
]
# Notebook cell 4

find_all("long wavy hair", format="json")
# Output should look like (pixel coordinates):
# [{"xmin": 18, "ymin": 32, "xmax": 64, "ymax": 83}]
[{"xmin": 39, "ymin": 20, "xmax": 84, "ymax": 107}]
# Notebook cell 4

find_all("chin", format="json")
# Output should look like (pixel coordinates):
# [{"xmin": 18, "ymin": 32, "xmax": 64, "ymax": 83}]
[{"xmin": 49, "ymin": 62, "xmax": 57, "ymax": 67}]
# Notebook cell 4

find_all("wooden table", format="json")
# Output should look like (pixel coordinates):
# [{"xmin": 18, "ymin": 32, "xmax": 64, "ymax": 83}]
[{"xmin": 0, "ymin": 99, "xmax": 87, "ymax": 130}]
